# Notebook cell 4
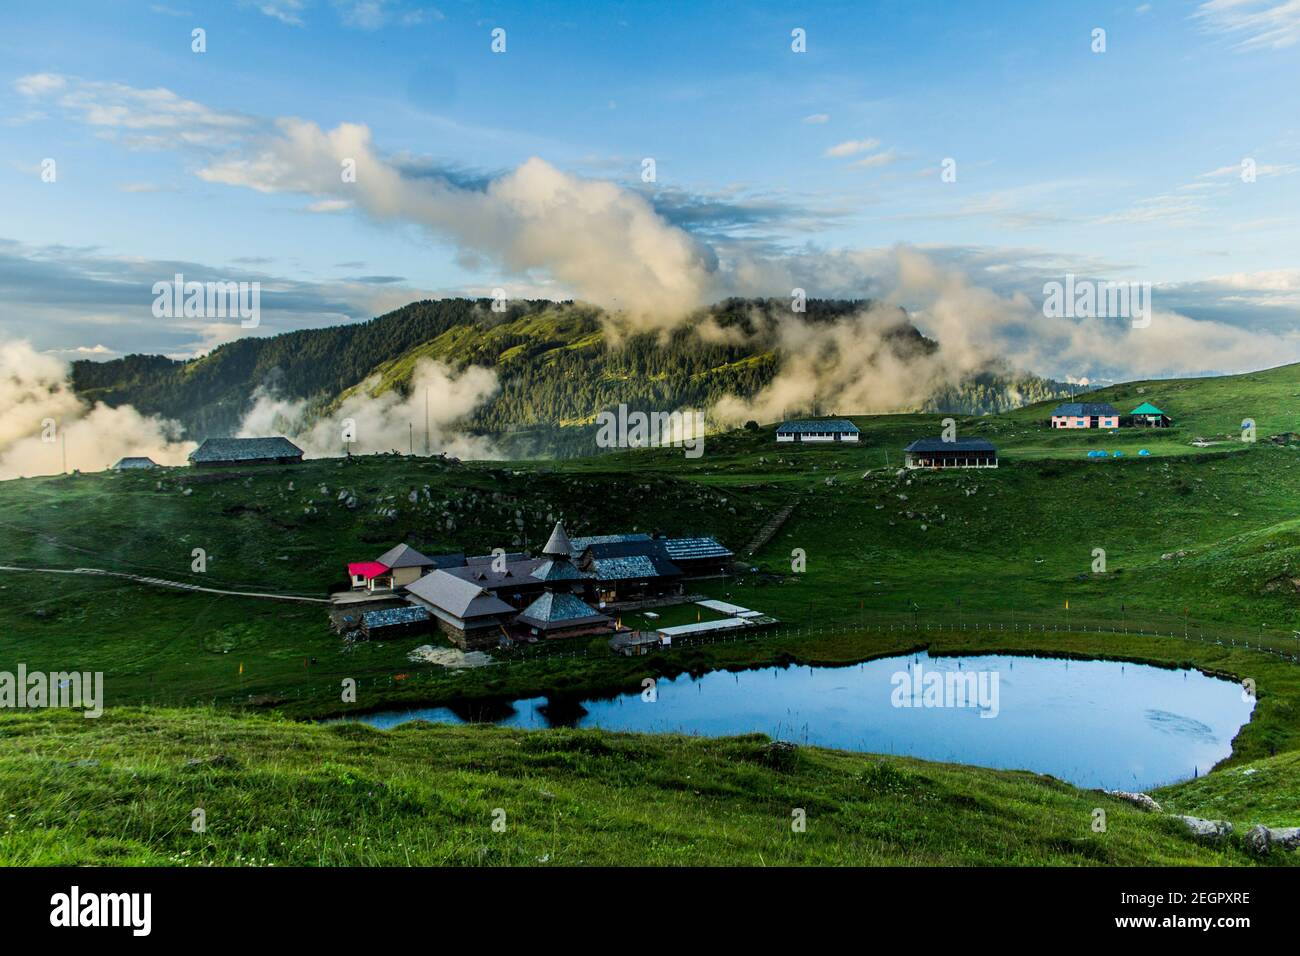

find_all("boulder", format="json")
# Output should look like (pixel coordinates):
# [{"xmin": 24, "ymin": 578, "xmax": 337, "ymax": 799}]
[
  {"xmin": 1105, "ymin": 790, "xmax": 1162, "ymax": 813},
  {"xmin": 1245, "ymin": 824, "xmax": 1300, "ymax": 855},
  {"xmin": 1176, "ymin": 815, "xmax": 1233, "ymax": 842}
]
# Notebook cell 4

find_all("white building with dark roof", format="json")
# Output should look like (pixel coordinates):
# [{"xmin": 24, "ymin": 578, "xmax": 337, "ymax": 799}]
[
  {"xmin": 903, "ymin": 437, "xmax": 999, "ymax": 469},
  {"xmin": 776, "ymin": 419, "xmax": 860, "ymax": 443}
]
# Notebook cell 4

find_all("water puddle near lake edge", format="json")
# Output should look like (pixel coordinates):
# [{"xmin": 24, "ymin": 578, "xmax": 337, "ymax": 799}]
[{"xmin": 330, "ymin": 651, "xmax": 1254, "ymax": 791}]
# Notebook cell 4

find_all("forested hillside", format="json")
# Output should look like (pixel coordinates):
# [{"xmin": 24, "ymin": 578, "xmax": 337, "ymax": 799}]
[{"xmin": 71, "ymin": 297, "xmax": 1076, "ymax": 456}]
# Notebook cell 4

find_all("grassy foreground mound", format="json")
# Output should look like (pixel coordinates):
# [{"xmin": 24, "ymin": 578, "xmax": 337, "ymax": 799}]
[{"xmin": 0, "ymin": 707, "xmax": 1294, "ymax": 867}]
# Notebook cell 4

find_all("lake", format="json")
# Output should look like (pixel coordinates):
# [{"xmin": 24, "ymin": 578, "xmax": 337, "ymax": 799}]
[{"xmin": 337, "ymin": 651, "xmax": 1255, "ymax": 790}]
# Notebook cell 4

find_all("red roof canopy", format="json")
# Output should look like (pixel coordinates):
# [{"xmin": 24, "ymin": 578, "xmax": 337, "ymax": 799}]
[{"xmin": 348, "ymin": 561, "xmax": 389, "ymax": 579}]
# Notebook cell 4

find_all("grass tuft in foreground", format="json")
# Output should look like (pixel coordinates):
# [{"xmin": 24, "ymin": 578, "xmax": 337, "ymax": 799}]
[{"xmin": 0, "ymin": 707, "xmax": 1295, "ymax": 867}]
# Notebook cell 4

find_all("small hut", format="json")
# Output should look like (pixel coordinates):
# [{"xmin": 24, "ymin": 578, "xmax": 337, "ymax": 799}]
[
  {"xmin": 111, "ymin": 456, "xmax": 157, "ymax": 470},
  {"xmin": 360, "ymin": 605, "xmax": 432, "ymax": 640},
  {"xmin": 1129, "ymin": 402, "xmax": 1171, "ymax": 428},
  {"xmin": 904, "ymin": 438, "xmax": 999, "ymax": 469},
  {"xmin": 188, "ymin": 436, "xmax": 303, "ymax": 467}
]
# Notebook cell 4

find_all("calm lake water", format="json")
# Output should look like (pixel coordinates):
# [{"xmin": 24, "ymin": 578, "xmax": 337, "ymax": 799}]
[{"xmin": 339, "ymin": 652, "xmax": 1255, "ymax": 790}]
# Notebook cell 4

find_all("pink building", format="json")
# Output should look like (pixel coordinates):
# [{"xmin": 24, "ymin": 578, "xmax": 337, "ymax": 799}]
[{"xmin": 1051, "ymin": 402, "xmax": 1120, "ymax": 429}]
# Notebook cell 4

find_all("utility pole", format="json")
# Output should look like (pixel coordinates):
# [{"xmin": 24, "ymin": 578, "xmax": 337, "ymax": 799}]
[
  {"xmin": 61, "ymin": 430, "xmax": 67, "ymax": 474},
  {"xmin": 408, "ymin": 422, "xmax": 413, "ymax": 456},
  {"xmin": 425, "ymin": 387, "xmax": 430, "ymax": 456}
]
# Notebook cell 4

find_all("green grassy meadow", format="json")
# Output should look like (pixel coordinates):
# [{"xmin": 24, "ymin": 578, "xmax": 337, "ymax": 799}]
[{"xmin": 3, "ymin": 363, "xmax": 1300, "ymax": 865}]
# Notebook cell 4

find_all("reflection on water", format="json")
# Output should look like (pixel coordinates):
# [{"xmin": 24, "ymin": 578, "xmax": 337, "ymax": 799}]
[{"xmin": 334, "ymin": 652, "xmax": 1254, "ymax": 790}]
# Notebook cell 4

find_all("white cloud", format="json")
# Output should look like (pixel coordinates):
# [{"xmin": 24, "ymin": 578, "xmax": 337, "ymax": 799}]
[
  {"xmin": 1200, "ymin": 160, "xmax": 1298, "ymax": 178},
  {"xmin": 14, "ymin": 73, "xmax": 67, "ymax": 96},
  {"xmin": 247, "ymin": 1, "xmax": 307, "ymax": 26},
  {"xmin": 802, "ymin": 113, "xmax": 830, "ymax": 124},
  {"xmin": 197, "ymin": 118, "xmax": 716, "ymax": 328},
  {"xmin": 14, "ymin": 73, "xmax": 253, "ymax": 150},
  {"xmin": 237, "ymin": 357, "xmax": 500, "ymax": 459},
  {"xmin": 0, "ymin": 340, "xmax": 195, "ymax": 479},
  {"xmin": 824, "ymin": 138, "xmax": 880, "ymax": 158},
  {"xmin": 305, "ymin": 198, "xmax": 353, "ymax": 213},
  {"xmin": 1194, "ymin": 0, "xmax": 1300, "ymax": 51},
  {"xmin": 851, "ymin": 149, "xmax": 900, "ymax": 170}
]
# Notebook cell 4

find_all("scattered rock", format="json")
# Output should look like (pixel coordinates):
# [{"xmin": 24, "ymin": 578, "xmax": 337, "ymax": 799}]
[
  {"xmin": 406, "ymin": 645, "xmax": 493, "ymax": 668},
  {"xmin": 1105, "ymin": 790, "xmax": 1162, "ymax": 813},
  {"xmin": 1245, "ymin": 824, "xmax": 1300, "ymax": 855},
  {"xmin": 1176, "ymin": 815, "xmax": 1233, "ymax": 842},
  {"xmin": 759, "ymin": 740, "xmax": 799, "ymax": 770}
]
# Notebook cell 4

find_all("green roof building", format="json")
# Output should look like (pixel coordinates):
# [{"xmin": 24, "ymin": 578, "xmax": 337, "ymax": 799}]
[{"xmin": 1129, "ymin": 402, "xmax": 1171, "ymax": 427}]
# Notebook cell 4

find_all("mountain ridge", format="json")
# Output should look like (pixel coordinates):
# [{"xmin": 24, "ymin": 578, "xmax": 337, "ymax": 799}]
[{"xmin": 71, "ymin": 297, "xmax": 1080, "ymax": 457}]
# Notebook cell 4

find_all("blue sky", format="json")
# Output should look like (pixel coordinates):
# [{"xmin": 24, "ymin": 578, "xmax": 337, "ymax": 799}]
[{"xmin": 1, "ymin": 0, "xmax": 1297, "ymax": 379}]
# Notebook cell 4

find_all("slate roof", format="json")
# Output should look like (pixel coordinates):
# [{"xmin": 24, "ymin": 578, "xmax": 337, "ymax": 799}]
[
  {"xmin": 112, "ymin": 456, "xmax": 157, "ymax": 469},
  {"xmin": 188, "ymin": 436, "xmax": 303, "ymax": 463},
  {"xmin": 568, "ymin": 533, "xmax": 651, "ymax": 559},
  {"xmin": 427, "ymin": 552, "xmax": 467, "ymax": 569},
  {"xmin": 662, "ymin": 536, "xmax": 733, "ymax": 561},
  {"xmin": 444, "ymin": 558, "xmax": 547, "ymax": 590},
  {"xmin": 904, "ymin": 438, "xmax": 998, "ymax": 454},
  {"xmin": 1130, "ymin": 402, "xmax": 1165, "ymax": 416},
  {"xmin": 776, "ymin": 419, "xmax": 860, "ymax": 435},
  {"xmin": 531, "ymin": 558, "xmax": 584, "ymax": 582},
  {"xmin": 406, "ymin": 571, "xmax": 516, "ymax": 620},
  {"xmin": 362, "ymin": 606, "xmax": 431, "ymax": 629},
  {"xmin": 590, "ymin": 554, "xmax": 659, "ymax": 580},
  {"xmin": 1051, "ymin": 403, "xmax": 1120, "ymax": 418},
  {"xmin": 516, "ymin": 592, "xmax": 609, "ymax": 630},
  {"xmin": 541, "ymin": 521, "xmax": 571, "ymax": 557},
  {"xmin": 582, "ymin": 539, "xmax": 682, "ymax": 581},
  {"xmin": 374, "ymin": 543, "xmax": 435, "ymax": 569},
  {"xmin": 466, "ymin": 552, "xmax": 527, "ymax": 566}
]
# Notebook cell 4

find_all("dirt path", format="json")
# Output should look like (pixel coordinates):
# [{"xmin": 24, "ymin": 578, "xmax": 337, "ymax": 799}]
[{"xmin": 0, "ymin": 565, "xmax": 329, "ymax": 604}]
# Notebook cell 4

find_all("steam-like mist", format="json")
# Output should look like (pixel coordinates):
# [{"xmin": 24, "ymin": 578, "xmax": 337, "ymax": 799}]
[
  {"xmin": 0, "ymin": 340, "xmax": 194, "ymax": 480},
  {"xmin": 16, "ymin": 75, "xmax": 1299, "ymax": 416},
  {"xmin": 714, "ymin": 248, "xmax": 1300, "ymax": 423},
  {"xmin": 200, "ymin": 119, "xmax": 1299, "ymax": 415},
  {"xmin": 236, "ymin": 358, "xmax": 501, "ymax": 459},
  {"xmin": 200, "ymin": 122, "xmax": 716, "ymax": 328}
]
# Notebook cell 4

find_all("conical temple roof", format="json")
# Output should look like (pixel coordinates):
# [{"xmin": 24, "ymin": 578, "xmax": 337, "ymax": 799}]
[{"xmin": 542, "ymin": 520, "xmax": 571, "ymax": 558}]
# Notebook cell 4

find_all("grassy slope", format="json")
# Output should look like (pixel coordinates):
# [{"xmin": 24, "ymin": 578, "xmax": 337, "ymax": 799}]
[
  {"xmin": 0, "ymin": 708, "xmax": 1282, "ymax": 867},
  {"xmin": 5, "ymin": 364, "xmax": 1300, "ymax": 864}
]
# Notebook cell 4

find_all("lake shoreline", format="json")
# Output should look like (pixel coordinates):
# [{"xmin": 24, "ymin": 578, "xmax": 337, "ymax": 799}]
[{"xmin": 328, "ymin": 647, "xmax": 1256, "ymax": 792}]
